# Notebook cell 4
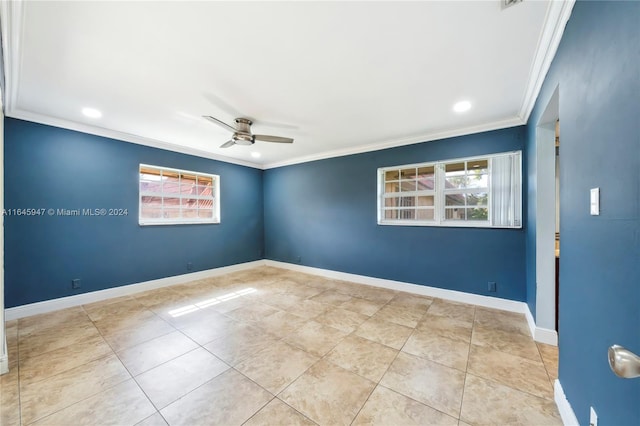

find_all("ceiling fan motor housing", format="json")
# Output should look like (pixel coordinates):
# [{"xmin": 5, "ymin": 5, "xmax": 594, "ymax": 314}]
[
  {"xmin": 233, "ymin": 118, "xmax": 255, "ymax": 145},
  {"xmin": 233, "ymin": 132, "xmax": 255, "ymax": 145}
]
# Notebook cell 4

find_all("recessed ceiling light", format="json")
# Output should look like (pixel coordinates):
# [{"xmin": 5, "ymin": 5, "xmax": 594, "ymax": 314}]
[
  {"xmin": 250, "ymin": 152, "xmax": 261, "ymax": 159},
  {"xmin": 82, "ymin": 107, "xmax": 102, "ymax": 118},
  {"xmin": 453, "ymin": 101, "xmax": 472, "ymax": 113}
]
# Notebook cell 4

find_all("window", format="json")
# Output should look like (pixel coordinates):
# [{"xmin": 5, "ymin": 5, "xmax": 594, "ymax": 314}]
[
  {"xmin": 378, "ymin": 151, "xmax": 521, "ymax": 228},
  {"xmin": 139, "ymin": 164, "xmax": 220, "ymax": 225}
]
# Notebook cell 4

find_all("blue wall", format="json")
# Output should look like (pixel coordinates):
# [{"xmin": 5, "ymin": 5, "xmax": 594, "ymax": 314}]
[
  {"xmin": 264, "ymin": 127, "xmax": 527, "ymax": 301},
  {"xmin": 526, "ymin": 1, "xmax": 639, "ymax": 424},
  {"xmin": 4, "ymin": 118, "xmax": 264, "ymax": 308}
]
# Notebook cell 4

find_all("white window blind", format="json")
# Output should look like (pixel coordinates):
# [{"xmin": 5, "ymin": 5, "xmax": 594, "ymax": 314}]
[
  {"xmin": 378, "ymin": 151, "xmax": 522, "ymax": 228},
  {"xmin": 490, "ymin": 152, "xmax": 522, "ymax": 227}
]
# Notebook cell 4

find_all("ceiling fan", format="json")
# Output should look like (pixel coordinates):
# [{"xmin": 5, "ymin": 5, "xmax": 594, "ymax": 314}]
[{"xmin": 203, "ymin": 116, "xmax": 294, "ymax": 148}]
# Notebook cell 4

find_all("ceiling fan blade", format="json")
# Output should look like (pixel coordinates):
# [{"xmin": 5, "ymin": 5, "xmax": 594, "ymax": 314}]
[
  {"xmin": 203, "ymin": 115, "xmax": 236, "ymax": 132},
  {"xmin": 220, "ymin": 139, "xmax": 236, "ymax": 148},
  {"xmin": 254, "ymin": 135, "xmax": 294, "ymax": 143}
]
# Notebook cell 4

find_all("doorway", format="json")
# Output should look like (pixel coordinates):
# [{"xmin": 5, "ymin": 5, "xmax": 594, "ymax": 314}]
[{"xmin": 535, "ymin": 86, "xmax": 559, "ymax": 343}]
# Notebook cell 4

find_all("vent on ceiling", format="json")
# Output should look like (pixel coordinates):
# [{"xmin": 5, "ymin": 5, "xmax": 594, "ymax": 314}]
[{"xmin": 502, "ymin": 0, "xmax": 523, "ymax": 10}]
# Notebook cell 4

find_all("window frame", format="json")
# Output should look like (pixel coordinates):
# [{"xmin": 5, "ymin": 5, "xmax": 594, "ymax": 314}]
[
  {"xmin": 138, "ymin": 164, "xmax": 220, "ymax": 226},
  {"xmin": 377, "ymin": 151, "xmax": 521, "ymax": 229}
]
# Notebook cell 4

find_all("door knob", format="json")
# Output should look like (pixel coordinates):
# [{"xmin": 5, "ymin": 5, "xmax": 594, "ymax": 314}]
[{"xmin": 608, "ymin": 345, "xmax": 640, "ymax": 378}]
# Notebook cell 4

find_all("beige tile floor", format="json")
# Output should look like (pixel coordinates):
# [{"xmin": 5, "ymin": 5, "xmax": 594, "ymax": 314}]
[{"xmin": 0, "ymin": 266, "xmax": 561, "ymax": 425}]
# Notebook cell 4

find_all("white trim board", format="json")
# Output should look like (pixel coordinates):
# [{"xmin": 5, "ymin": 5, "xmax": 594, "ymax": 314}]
[
  {"xmin": 0, "ymin": 0, "xmax": 574, "ymax": 172},
  {"xmin": 266, "ymin": 260, "xmax": 526, "ymax": 313},
  {"xmin": 4, "ymin": 260, "xmax": 264, "ymax": 321},
  {"xmin": 267, "ymin": 260, "xmax": 557, "ymax": 345},
  {"xmin": 0, "ymin": 342, "xmax": 8, "ymax": 375},
  {"xmin": 0, "ymin": 356, "xmax": 7, "ymax": 375},
  {"xmin": 555, "ymin": 379, "xmax": 579, "ymax": 426},
  {"xmin": 525, "ymin": 305, "xmax": 558, "ymax": 346},
  {"xmin": 5, "ymin": 259, "xmax": 558, "ymax": 346}
]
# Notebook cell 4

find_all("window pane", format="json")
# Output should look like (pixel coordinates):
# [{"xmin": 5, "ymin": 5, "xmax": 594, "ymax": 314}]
[
  {"xmin": 445, "ymin": 162, "xmax": 465, "ymax": 173},
  {"xmin": 140, "ymin": 208, "xmax": 162, "ymax": 219},
  {"xmin": 385, "ymin": 182, "xmax": 400, "ymax": 193},
  {"xmin": 182, "ymin": 209, "xmax": 198, "ymax": 218},
  {"xmin": 445, "ymin": 175, "xmax": 468, "ymax": 189},
  {"xmin": 468, "ymin": 159, "xmax": 488, "ymax": 173},
  {"xmin": 198, "ymin": 199, "xmax": 213, "ymax": 209},
  {"xmin": 141, "ymin": 196, "xmax": 162, "ymax": 207},
  {"xmin": 417, "ymin": 178, "xmax": 435, "ymax": 190},
  {"xmin": 417, "ymin": 196, "xmax": 434, "ymax": 206},
  {"xmin": 197, "ymin": 184, "xmax": 212, "ymax": 196},
  {"xmin": 468, "ymin": 208, "xmax": 489, "ymax": 220},
  {"xmin": 417, "ymin": 166, "xmax": 434, "ymax": 178},
  {"xmin": 181, "ymin": 198, "xmax": 198, "ymax": 207},
  {"xmin": 163, "ymin": 197, "xmax": 180, "ymax": 208},
  {"xmin": 400, "ymin": 181, "xmax": 416, "ymax": 192},
  {"xmin": 445, "ymin": 194, "xmax": 465, "ymax": 206},
  {"xmin": 417, "ymin": 166, "xmax": 435, "ymax": 190},
  {"xmin": 467, "ymin": 193, "xmax": 488, "ymax": 206},
  {"xmin": 384, "ymin": 209, "xmax": 397, "ymax": 219},
  {"xmin": 163, "ymin": 209, "xmax": 181, "ymax": 219},
  {"xmin": 140, "ymin": 167, "xmax": 162, "ymax": 180},
  {"xmin": 198, "ymin": 209, "xmax": 213, "ymax": 218},
  {"xmin": 467, "ymin": 173, "xmax": 488, "ymax": 189},
  {"xmin": 384, "ymin": 197, "xmax": 398, "ymax": 207},
  {"xmin": 445, "ymin": 162, "xmax": 467, "ymax": 189},
  {"xmin": 416, "ymin": 209, "xmax": 434, "ymax": 220},
  {"xmin": 400, "ymin": 168, "xmax": 417, "ymax": 180},
  {"xmin": 162, "ymin": 172, "xmax": 181, "ymax": 193},
  {"xmin": 385, "ymin": 170, "xmax": 399, "ymax": 181},
  {"xmin": 181, "ymin": 174, "xmax": 197, "ymax": 195},
  {"xmin": 398, "ymin": 209, "xmax": 415, "ymax": 220},
  {"xmin": 399, "ymin": 196, "xmax": 415, "ymax": 207},
  {"xmin": 445, "ymin": 208, "xmax": 465, "ymax": 220},
  {"xmin": 140, "ymin": 180, "xmax": 163, "ymax": 193}
]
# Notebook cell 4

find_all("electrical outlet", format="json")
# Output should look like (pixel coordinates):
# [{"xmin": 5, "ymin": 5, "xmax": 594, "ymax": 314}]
[
  {"xmin": 488, "ymin": 281, "xmax": 497, "ymax": 292},
  {"xmin": 187, "ymin": 262, "xmax": 193, "ymax": 271},
  {"xmin": 590, "ymin": 407, "xmax": 598, "ymax": 426},
  {"xmin": 72, "ymin": 279, "xmax": 82, "ymax": 289}
]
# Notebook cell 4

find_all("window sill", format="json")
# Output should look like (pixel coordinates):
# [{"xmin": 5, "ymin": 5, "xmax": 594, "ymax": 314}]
[
  {"xmin": 378, "ymin": 220, "xmax": 519, "ymax": 229},
  {"xmin": 139, "ymin": 220, "xmax": 220, "ymax": 226}
]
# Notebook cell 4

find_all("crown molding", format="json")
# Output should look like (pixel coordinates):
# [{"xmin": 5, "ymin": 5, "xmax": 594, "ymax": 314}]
[
  {"xmin": 7, "ymin": 109, "xmax": 262, "ymax": 169},
  {"xmin": 0, "ymin": 0, "xmax": 23, "ymax": 113},
  {"xmin": 263, "ymin": 116, "xmax": 524, "ymax": 169},
  {"xmin": 518, "ymin": 0, "xmax": 576, "ymax": 122},
  {"xmin": 1, "ymin": 1, "xmax": 573, "ymax": 171}
]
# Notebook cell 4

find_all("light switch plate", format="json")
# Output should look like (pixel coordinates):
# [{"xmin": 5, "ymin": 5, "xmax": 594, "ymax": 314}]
[
  {"xmin": 590, "ymin": 188, "xmax": 600, "ymax": 215},
  {"xmin": 590, "ymin": 406, "xmax": 598, "ymax": 426}
]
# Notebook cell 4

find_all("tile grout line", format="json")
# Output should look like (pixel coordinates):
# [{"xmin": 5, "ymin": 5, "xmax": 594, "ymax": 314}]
[
  {"xmin": 17, "ymin": 308, "xmax": 130, "ymax": 425},
  {"xmin": 457, "ymin": 305, "xmax": 478, "ymax": 423},
  {"xmin": 6, "ymin": 267, "xmax": 557, "ymax": 425}
]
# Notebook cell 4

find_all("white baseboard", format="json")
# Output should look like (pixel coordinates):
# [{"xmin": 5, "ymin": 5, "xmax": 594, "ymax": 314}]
[
  {"xmin": 5, "ymin": 258, "xmax": 559, "ymax": 348},
  {"xmin": 555, "ymin": 379, "xmax": 579, "ymax": 426},
  {"xmin": 265, "ymin": 260, "xmax": 528, "ymax": 315},
  {"xmin": 5, "ymin": 260, "xmax": 265, "ymax": 321},
  {"xmin": 0, "ymin": 339, "xmax": 8, "ymax": 375},
  {"xmin": 524, "ymin": 306, "xmax": 558, "ymax": 346}
]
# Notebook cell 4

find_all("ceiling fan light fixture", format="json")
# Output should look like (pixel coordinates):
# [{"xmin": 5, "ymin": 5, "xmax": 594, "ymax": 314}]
[
  {"xmin": 204, "ymin": 115, "xmax": 294, "ymax": 148},
  {"xmin": 233, "ymin": 133, "xmax": 254, "ymax": 146}
]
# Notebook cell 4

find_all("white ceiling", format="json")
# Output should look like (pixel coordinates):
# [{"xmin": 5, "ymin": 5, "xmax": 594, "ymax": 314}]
[{"xmin": 1, "ymin": 1, "xmax": 573, "ymax": 169}]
